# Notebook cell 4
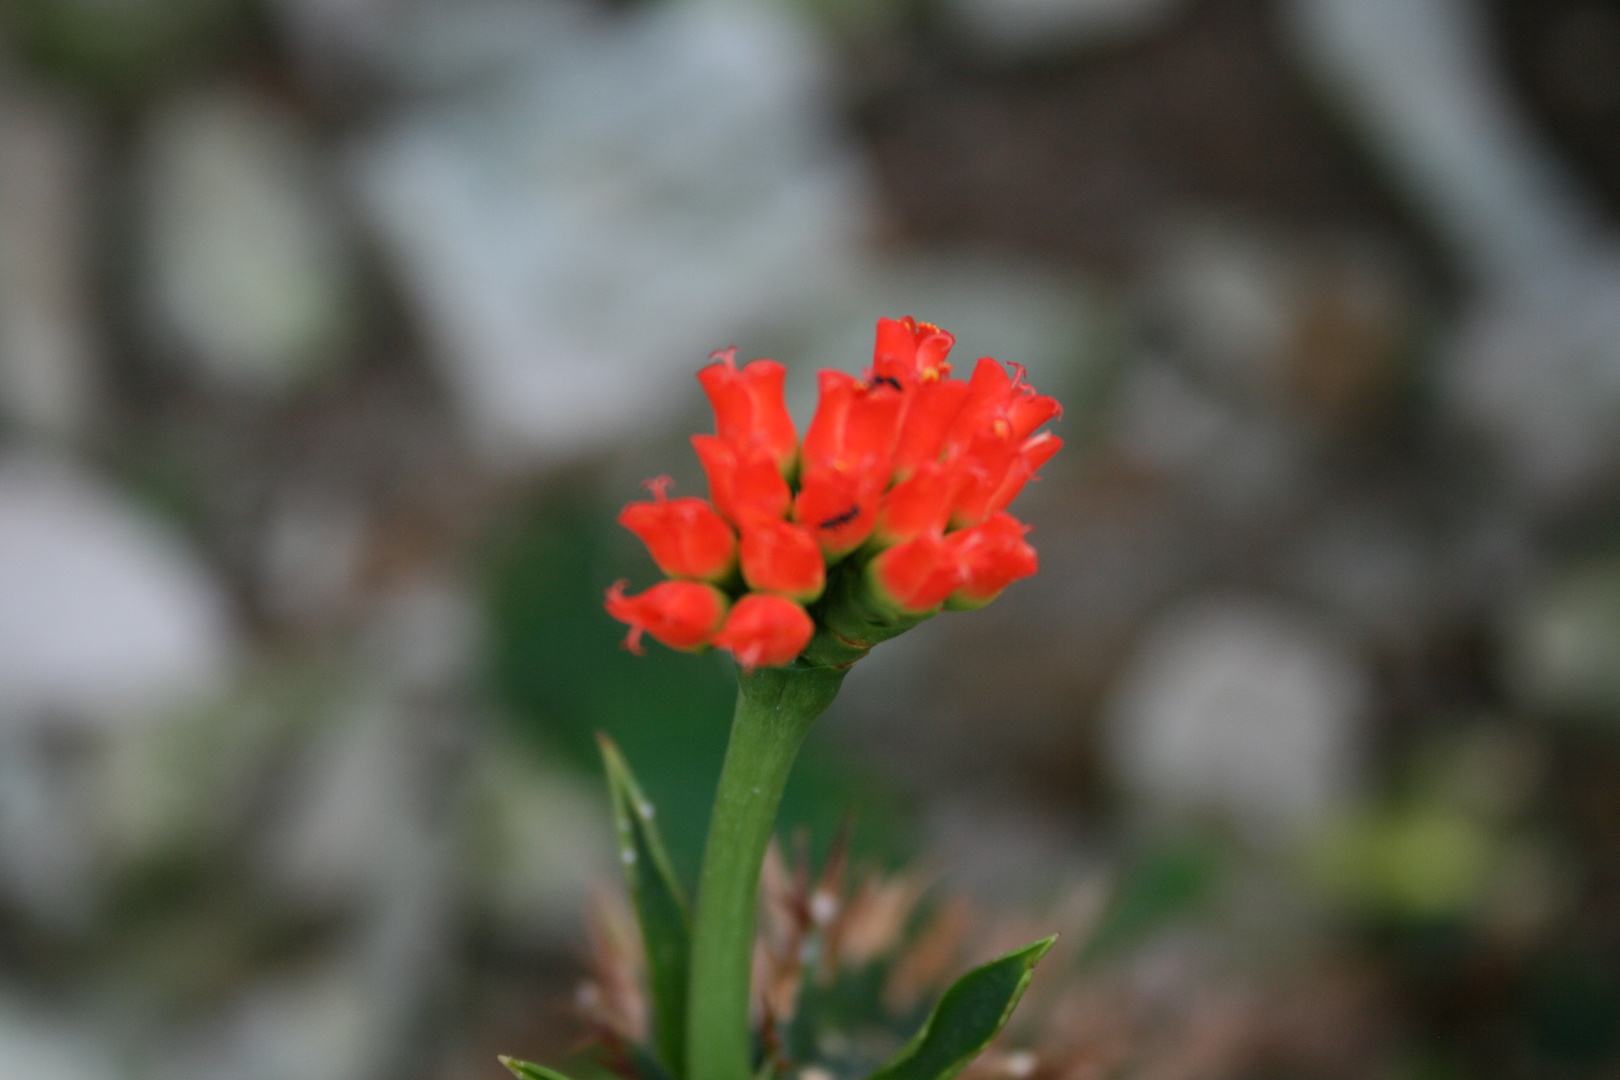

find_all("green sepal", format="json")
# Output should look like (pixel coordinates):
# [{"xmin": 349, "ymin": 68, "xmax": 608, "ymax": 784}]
[
  {"xmin": 813, "ymin": 560, "xmax": 935, "ymax": 658},
  {"xmin": 598, "ymin": 733, "xmax": 692, "ymax": 1078},
  {"xmin": 864, "ymin": 934, "xmax": 1057, "ymax": 1080},
  {"xmin": 499, "ymin": 1057, "xmax": 576, "ymax": 1080}
]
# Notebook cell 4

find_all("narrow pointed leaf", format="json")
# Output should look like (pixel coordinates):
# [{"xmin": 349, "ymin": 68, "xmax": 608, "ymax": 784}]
[
  {"xmin": 599, "ymin": 733, "xmax": 691, "ymax": 1078},
  {"xmin": 865, "ymin": 935, "xmax": 1057, "ymax": 1080},
  {"xmin": 499, "ymin": 1057, "xmax": 576, "ymax": 1080}
]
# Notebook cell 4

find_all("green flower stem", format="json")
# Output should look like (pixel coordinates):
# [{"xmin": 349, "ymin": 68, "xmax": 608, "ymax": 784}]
[{"xmin": 686, "ymin": 664, "xmax": 847, "ymax": 1080}]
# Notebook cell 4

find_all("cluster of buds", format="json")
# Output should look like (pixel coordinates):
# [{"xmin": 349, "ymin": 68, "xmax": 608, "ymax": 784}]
[{"xmin": 606, "ymin": 317, "xmax": 1062, "ymax": 671}]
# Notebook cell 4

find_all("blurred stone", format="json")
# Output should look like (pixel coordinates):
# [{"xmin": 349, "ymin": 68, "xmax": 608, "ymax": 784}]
[
  {"xmin": 1444, "ymin": 266, "xmax": 1620, "ymax": 502},
  {"xmin": 1504, "ymin": 557, "xmax": 1620, "ymax": 725},
  {"xmin": 0, "ymin": 91, "xmax": 97, "ymax": 443},
  {"xmin": 0, "ymin": 1000, "xmax": 117, "ymax": 1080},
  {"xmin": 0, "ymin": 455, "xmax": 233, "ymax": 717},
  {"xmin": 158, "ymin": 959, "xmax": 374, "ymax": 1080},
  {"xmin": 259, "ymin": 681, "xmax": 454, "ymax": 911},
  {"xmin": 1286, "ymin": 0, "xmax": 1609, "ymax": 290},
  {"xmin": 259, "ymin": 582, "xmax": 479, "ymax": 910},
  {"xmin": 1105, "ymin": 594, "xmax": 1369, "ymax": 843},
  {"xmin": 473, "ymin": 738, "xmax": 612, "ymax": 946},
  {"xmin": 942, "ymin": 0, "xmax": 1191, "ymax": 57},
  {"xmin": 348, "ymin": 0, "xmax": 868, "ymax": 462},
  {"xmin": 136, "ymin": 86, "xmax": 354, "ymax": 393},
  {"xmin": 361, "ymin": 580, "xmax": 484, "ymax": 694},
  {"xmin": 0, "ymin": 455, "xmax": 235, "ymax": 924},
  {"xmin": 1282, "ymin": 508, "xmax": 1434, "ymax": 649},
  {"xmin": 258, "ymin": 484, "xmax": 367, "ymax": 628},
  {"xmin": 1142, "ymin": 219, "xmax": 1410, "ymax": 430},
  {"xmin": 1107, "ymin": 360, "xmax": 1308, "ymax": 517},
  {"xmin": 272, "ymin": 0, "xmax": 585, "ymax": 93},
  {"xmin": 1288, "ymin": 0, "xmax": 1620, "ymax": 500}
]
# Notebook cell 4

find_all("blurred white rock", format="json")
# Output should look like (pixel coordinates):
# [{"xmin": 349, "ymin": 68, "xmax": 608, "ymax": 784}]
[
  {"xmin": 1287, "ymin": 0, "xmax": 1620, "ymax": 501},
  {"xmin": 1105, "ymin": 594, "xmax": 1369, "ymax": 843},
  {"xmin": 1141, "ymin": 219, "xmax": 1410, "ymax": 420},
  {"xmin": 1107, "ymin": 360, "xmax": 1308, "ymax": 517},
  {"xmin": 136, "ymin": 86, "xmax": 354, "ymax": 393},
  {"xmin": 0, "ymin": 1000, "xmax": 118, "ymax": 1080},
  {"xmin": 1443, "ymin": 265, "xmax": 1620, "ymax": 501},
  {"xmin": 260, "ymin": 692, "xmax": 437, "ymax": 909},
  {"xmin": 944, "ymin": 0, "xmax": 1190, "ymax": 57},
  {"xmin": 0, "ymin": 456, "xmax": 232, "ymax": 717},
  {"xmin": 1283, "ymin": 509, "xmax": 1435, "ymax": 648},
  {"xmin": 1286, "ymin": 0, "xmax": 1607, "ymax": 291},
  {"xmin": 157, "ymin": 959, "xmax": 374, "ymax": 1080},
  {"xmin": 1504, "ymin": 559, "xmax": 1620, "ymax": 726},
  {"xmin": 0, "ymin": 455, "xmax": 235, "ymax": 923},
  {"xmin": 258, "ymin": 483, "xmax": 368, "ymax": 628},
  {"xmin": 348, "ymin": 0, "xmax": 870, "ymax": 462},
  {"xmin": 0, "ymin": 91, "xmax": 97, "ymax": 443},
  {"xmin": 473, "ymin": 738, "xmax": 613, "ymax": 946}
]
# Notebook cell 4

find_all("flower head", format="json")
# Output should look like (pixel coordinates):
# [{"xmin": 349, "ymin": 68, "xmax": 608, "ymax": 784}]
[{"xmin": 606, "ymin": 319, "xmax": 1061, "ymax": 669}]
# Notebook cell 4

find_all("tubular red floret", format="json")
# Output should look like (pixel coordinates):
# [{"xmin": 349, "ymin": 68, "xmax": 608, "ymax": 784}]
[
  {"xmin": 944, "ymin": 513, "xmax": 1039, "ymax": 609},
  {"xmin": 739, "ymin": 519, "xmax": 826, "ymax": 603},
  {"xmin": 616, "ymin": 477, "xmax": 736, "ymax": 582},
  {"xmin": 868, "ymin": 534, "xmax": 963, "ymax": 615},
  {"xmin": 711, "ymin": 593, "xmax": 814, "ymax": 671},
  {"xmin": 697, "ymin": 350, "xmax": 798, "ymax": 475},
  {"xmin": 873, "ymin": 461, "xmax": 959, "ymax": 548},
  {"xmin": 692, "ymin": 435, "xmax": 793, "ymax": 528},
  {"xmin": 604, "ymin": 579, "xmax": 729, "ymax": 655},
  {"xmin": 793, "ymin": 465, "xmax": 884, "ymax": 561}
]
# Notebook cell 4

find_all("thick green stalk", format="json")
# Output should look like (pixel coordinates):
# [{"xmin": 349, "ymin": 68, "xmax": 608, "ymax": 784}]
[{"xmin": 686, "ymin": 664, "xmax": 847, "ymax": 1080}]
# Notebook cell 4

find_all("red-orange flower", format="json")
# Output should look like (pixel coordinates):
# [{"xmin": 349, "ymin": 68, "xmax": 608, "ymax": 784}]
[
  {"xmin": 739, "ymin": 520, "xmax": 825, "ymax": 602},
  {"xmin": 944, "ymin": 512, "xmax": 1039, "ymax": 609},
  {"xmin": 711, "ymin": 593, "xmax": 814, "ymax": 672},
  {"xmin": 697, "ymin": 348, "xmax": 798, "ymax": 475},
  {"xmin": 872, "ymin": 461, "xmax": 959, "ymax": 548},
  {"xmin": 608, "ymin": 318, "xmax": 1061, "ymax": 670},
  {"xmin": 867, "ymin": 533, "xmax": 962, "ymax": 616},
  {"xmin": 692, "ymin": 435, "xmax": 792, "ymax": 527},
  {"xmin": 605, "ymin": 579, "xmax": 729, "ymax": 655},
  {"xmin": 793, "ymin": 465, "xmax": 885, "ymax": 561},
  {"xmin": 871, "ymin": 316, "xmax": 954, "ymax": 389},
  {"xmin": 617, "ymin": 476, "xmax": 736, "ymax": 582}
]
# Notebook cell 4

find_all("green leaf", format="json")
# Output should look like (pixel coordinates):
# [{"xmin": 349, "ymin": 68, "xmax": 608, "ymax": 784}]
[
  {"xmin": 599, "ymin": 733, "xmax": 692, "ymax": 1078},
  {"xmin": 498, "ymin": 1057, "xmax": 576, "ymax": 1080},
  {"xmin": 865, "ymin": 935, "xmax": 1057, "ymax": 1080}
]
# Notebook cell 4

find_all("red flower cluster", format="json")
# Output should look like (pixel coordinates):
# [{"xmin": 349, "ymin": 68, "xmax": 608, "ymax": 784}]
[{"xmin": 606, "ymin": 317, "xmax": 1062, "ymax": 671}]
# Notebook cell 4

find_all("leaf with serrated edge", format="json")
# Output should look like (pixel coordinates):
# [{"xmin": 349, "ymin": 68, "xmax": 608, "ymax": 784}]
[
  {"xmin": 865, "ymin": 935, "xmax": 1057, "ymax": 1080},
  {"xmin": 598, "ymin": 733, "xmax": 692, "ymax": 1078},
  {"xmin": 499, "ymin": 1057, "xmax": 575, "ymax": 1080}
]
